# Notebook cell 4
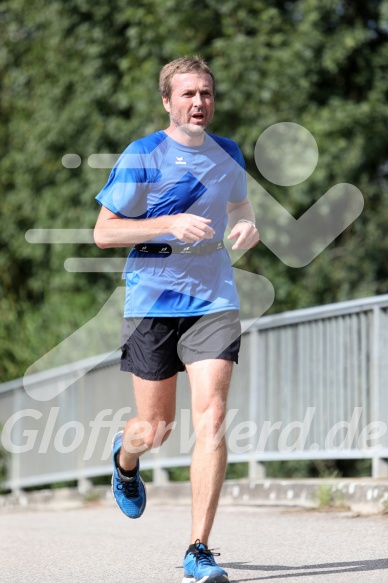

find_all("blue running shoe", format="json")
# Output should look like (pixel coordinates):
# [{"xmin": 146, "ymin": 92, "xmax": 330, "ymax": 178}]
[
  {"xmin": 182, "ymin": 540, "xmax": 229, "ymax": 583},
  {"xmin": 111, "ymin": 431, "xmax": 146, "ymax": 519}
]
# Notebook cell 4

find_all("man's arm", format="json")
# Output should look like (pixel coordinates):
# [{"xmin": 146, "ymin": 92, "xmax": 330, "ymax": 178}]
[
  {"xmin": 227, "ymin": 198, "xmax": 260, "ymax": 250},
  {"xmin": 94, "ymin": 205, "xmax": 215, "ymax": 249}
]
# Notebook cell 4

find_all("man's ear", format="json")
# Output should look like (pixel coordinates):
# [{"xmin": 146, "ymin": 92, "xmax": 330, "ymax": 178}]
[{"xmin": 162, "ymin": 96, "xmax": 171, "ymax": 113}]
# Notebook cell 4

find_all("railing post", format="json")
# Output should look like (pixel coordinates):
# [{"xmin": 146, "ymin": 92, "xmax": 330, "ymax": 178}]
[
  {"xmin": 370, "ymin": 306, "xmax": 387, "ymax": 478},
  {"xmin": 153, "ymin": 466, "xmax": 169, "ymax": 484},
  {"xmin": 249, "ymin": 459, "xmax": 266, "ymax": 479},
  {"xmin": 372, "ymin": 458, "xmax": 388, "ymax": 478},
  {"xmin": 78, "ymin": 477, "xmax": 93, "ymax": 494},
  {"xmin": 10, "ymin": 388, "xmax": 23, "ymax": 495},
  {"xmin": 248, "ymin": 328, "xmax": 266, "ymax": 480}
]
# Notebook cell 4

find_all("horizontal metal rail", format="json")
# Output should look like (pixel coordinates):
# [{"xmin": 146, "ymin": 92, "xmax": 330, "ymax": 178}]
[{"xmin": 1, "ymin": 293, "xmax": 388, "ymax": 491}]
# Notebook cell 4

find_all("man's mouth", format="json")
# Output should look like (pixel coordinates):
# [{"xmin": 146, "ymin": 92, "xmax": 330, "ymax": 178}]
[{"xmin": 191, "ymin": 112, "xmax": 205, "ymax": 122}]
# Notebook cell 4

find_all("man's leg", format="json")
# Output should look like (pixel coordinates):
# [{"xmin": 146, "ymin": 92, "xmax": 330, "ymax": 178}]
[
  {"xmin": 185, "ymin": 359, "xmax": 233, "ymax": 545},
  {"xmin": 119, "ymin": 373, "xmax": 178, "ymax": 470},
  {"xmin": 112, "ymin": 373, "xmax": 177, "ymax": 519}
]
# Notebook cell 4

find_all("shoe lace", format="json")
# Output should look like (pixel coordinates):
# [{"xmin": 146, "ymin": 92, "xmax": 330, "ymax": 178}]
[
  {"xmin": 193, "ymin": 539, "xmax": 220, "ymax": 567},
  {"xmin": 117, "ymin": 477, "xmax": 140, "ymax": 497}
]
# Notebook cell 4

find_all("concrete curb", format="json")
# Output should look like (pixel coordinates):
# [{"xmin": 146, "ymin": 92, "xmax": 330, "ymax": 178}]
[
  {"xmin": 1, "ymin": 479, "xmax": 387, "ymax": 515},
  {"xmin": 220, "ymin": 479, "xmax": 388, "ymax": 515}
]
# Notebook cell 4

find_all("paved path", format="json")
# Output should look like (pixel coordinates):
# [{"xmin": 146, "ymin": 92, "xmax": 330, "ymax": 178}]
[{"xmin": 1, "ymin": 503, "xmax": 387, "ymax": 582}]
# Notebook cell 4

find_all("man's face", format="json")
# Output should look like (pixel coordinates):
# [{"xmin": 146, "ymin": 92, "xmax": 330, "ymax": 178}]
[{"xmin": 162, "ymin": 72, "xmax": 215, "ymax": 138}]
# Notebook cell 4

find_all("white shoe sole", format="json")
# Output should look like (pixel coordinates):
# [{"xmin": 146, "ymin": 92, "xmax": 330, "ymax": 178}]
[{"xmin": 182, "ymin": 575, "xmax": 229, "ymax": 583}]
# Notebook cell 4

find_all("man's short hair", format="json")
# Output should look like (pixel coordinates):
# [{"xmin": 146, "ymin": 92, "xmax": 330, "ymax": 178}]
[{"xmin": 159, "ymin": 56, "xmax": 216, "ymax": 100}]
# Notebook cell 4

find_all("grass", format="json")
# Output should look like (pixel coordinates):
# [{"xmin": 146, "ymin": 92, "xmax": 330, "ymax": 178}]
[{"xmin": 315, "ymin": 482, "xmax": 349, "ymax": 510}]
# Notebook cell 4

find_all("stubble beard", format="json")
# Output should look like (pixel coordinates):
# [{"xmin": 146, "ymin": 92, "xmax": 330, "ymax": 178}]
[{"xmin": 169, "ymin": 110, "xmax": 213, "ymax": 139}]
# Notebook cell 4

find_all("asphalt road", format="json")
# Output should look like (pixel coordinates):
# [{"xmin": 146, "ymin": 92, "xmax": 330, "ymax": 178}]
[{"xmin": 1, "ymin": 503, "xmax": 387, "ymax": 583}]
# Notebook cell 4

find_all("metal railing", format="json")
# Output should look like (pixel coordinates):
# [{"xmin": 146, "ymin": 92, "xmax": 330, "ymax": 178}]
[{"xmin": 1, "ymin": 294, "xmax": 388, "ymax": 491}]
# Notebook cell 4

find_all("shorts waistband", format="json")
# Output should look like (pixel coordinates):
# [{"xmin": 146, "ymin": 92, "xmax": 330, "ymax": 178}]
[{"xmin": 133, "ymin": 241, "xmax": 225, "ymax": 256}]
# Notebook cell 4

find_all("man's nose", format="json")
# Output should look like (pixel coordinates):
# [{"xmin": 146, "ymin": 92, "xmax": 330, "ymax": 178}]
[{"xmin": 192, "ymin": 92, "xmax": 204, "ymax": 107}]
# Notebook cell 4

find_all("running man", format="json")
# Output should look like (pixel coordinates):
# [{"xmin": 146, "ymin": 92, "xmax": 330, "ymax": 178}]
[{"xmin": 94, "ymin": 56, "xmax": 259, "ymax": 583}]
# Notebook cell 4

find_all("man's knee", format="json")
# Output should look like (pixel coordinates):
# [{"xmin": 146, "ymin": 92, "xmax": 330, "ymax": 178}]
[
  {"xmin": 127, "ymin": 418, "xmax": 175, "ymax": 450},
  {"xmin": 147, "ymin": 420, "xmax": 175, "ymax": 449}
]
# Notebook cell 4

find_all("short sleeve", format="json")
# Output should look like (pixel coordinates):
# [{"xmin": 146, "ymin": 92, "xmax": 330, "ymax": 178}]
[
  {"xmin": 228, "ymin": 145, "xmax": 248, "ymax": 204},
  {"xmin": 95, "ymin": 139, "xmax": 162, "ymax": 218},
  {"xmin": 96, "ymin": 145, "xmax": 151, "ymax": 218}
]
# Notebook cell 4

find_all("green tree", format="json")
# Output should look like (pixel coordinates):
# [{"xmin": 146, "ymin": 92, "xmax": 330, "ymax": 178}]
[{"xmin": 1, "ymin": 0, "xmax": 388, "ymax": 381}]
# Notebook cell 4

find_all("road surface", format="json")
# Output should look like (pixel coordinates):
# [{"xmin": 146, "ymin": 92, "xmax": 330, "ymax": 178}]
[{"xmin": 1, "ymin": 503, "xmax": 387, "ymax": 582}]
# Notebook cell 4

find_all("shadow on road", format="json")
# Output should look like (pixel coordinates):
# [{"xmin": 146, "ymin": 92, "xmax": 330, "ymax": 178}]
[{"xmin": 221, "ymin": 558, "xmax": 388, "ymax": 581}]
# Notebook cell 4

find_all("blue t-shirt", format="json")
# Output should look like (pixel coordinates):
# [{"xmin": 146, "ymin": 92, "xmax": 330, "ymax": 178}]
[{"xmin": 96, "ymin": 130, "xmax": 247, "ymax": 317}]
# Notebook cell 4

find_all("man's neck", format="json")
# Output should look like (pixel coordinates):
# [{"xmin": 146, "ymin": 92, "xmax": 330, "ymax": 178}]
[{"xmin": 164, "ymin": 125, "xmax": 206, "ymax": 147}]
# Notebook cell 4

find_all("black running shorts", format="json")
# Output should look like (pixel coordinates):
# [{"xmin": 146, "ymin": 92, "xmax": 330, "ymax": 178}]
[{"xmin": 120, "ymin": 310, "xmax": 241, "ymax": 380}]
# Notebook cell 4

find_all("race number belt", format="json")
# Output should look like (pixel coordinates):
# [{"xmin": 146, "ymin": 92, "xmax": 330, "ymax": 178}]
[{"xmin": 133, "ymin": 241, "xmax": 225, "ymax": 256}]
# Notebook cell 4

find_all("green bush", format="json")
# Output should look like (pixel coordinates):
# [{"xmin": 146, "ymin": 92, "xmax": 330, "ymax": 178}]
[
  {"xmin": 264, "ymin": 459, "xmax": 372, "ymax": 479},
  {"xmin": 0, "ymin": 426, "xmax": 9, "ymax": 486}
]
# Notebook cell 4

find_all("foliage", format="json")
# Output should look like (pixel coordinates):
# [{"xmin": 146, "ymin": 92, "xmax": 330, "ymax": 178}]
[
  {"xmin": 315, "ymin": 483, "xmax": 349, "ymax": 509},
  {"xmin": 1, "ymin": 0, "xmax": 388, "ymax": 384},
  {"xmin": 225, "ymin": 462, "xmax": 249, "ymax": 480},
  {"xmin": 0, "ymin": 427, "xmax": 9, "ymax": 485},
  {"xmin": 167, "ymin": 465, "xmax": 191, "ymax": 482},
  {"xmin": 264, "ymin": 458, "xmax": 372, "ymax": 478}
]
